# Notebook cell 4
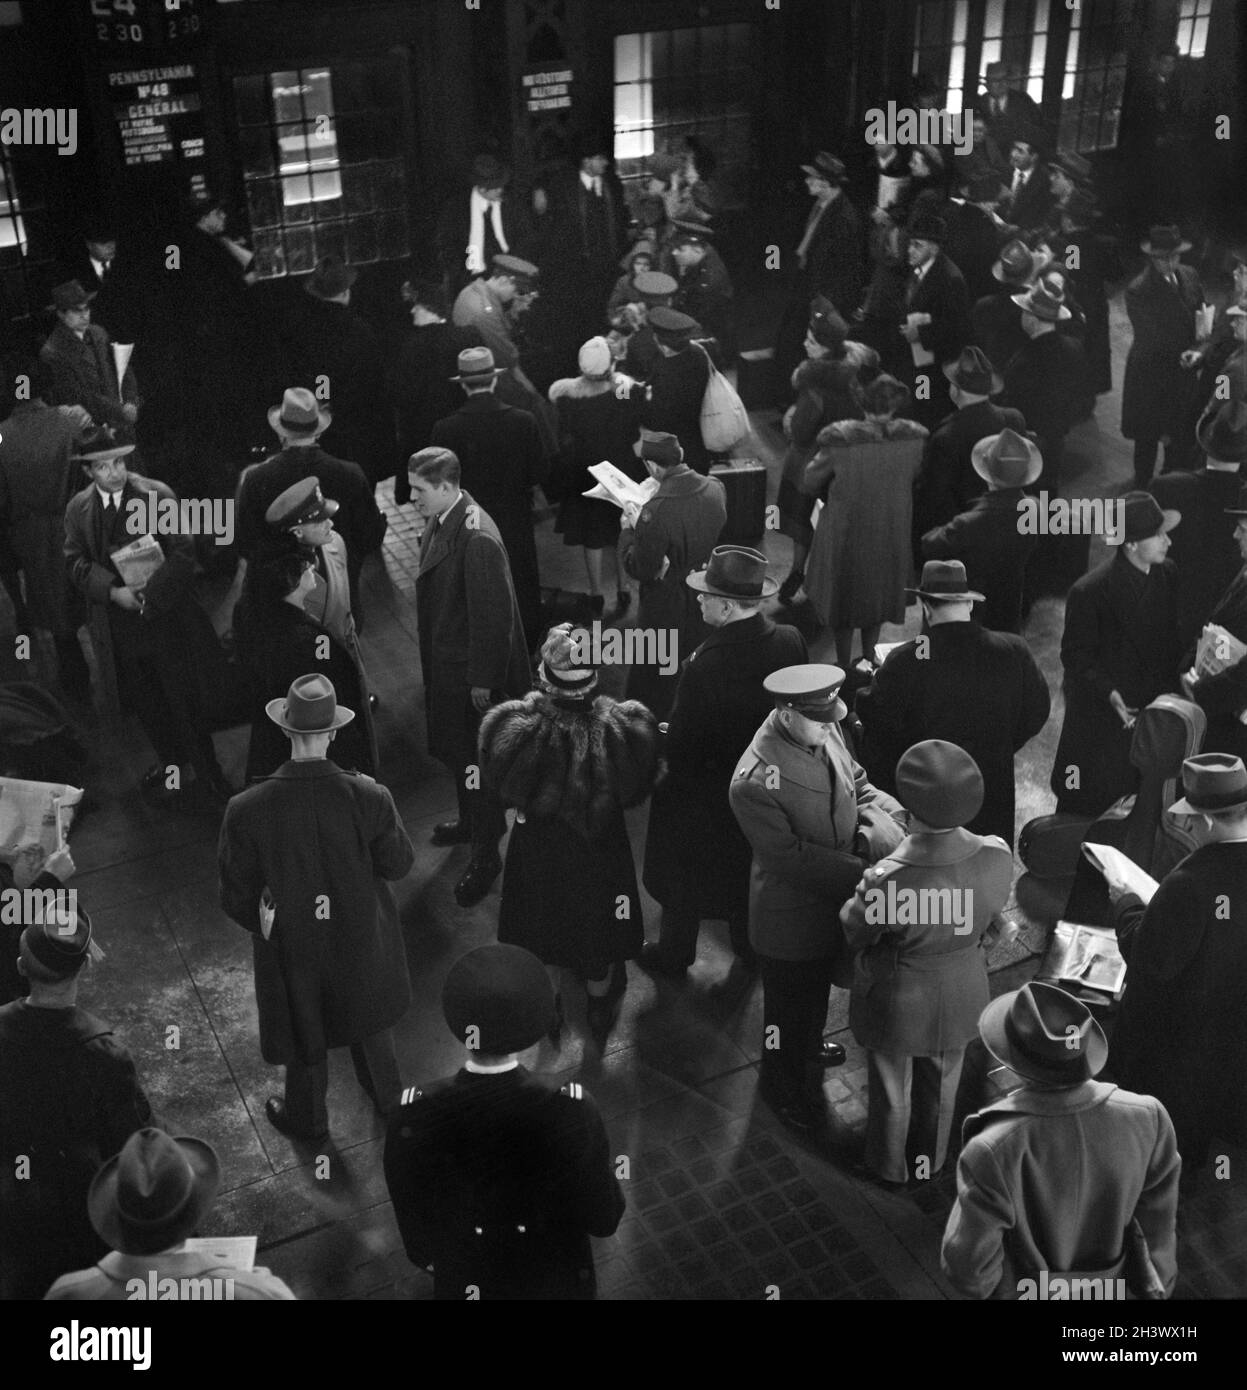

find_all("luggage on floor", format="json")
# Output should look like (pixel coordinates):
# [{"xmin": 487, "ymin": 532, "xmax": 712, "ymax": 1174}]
[{"xmin": 710, "ymin": 460, "xmax": 768, "ymax": 546}]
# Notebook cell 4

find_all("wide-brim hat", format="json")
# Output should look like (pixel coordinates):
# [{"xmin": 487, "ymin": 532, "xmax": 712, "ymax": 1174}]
[
  {"xmin": 808, "ymin": 294, "xmax": 848, "ymax": 350},
  {"xmin": 1169, "ymin": 753, "xmax": 1247, "ymax": 816},
  {"xmin": 907, "ymin": 559, "xmax": 986, "ymax": 602},
  {"xmin": 907, "ymin": 211, "xmax": 946, "ymax": 244},
  {"xmin": 687, "ymin": 545, "xmax": 779, "ymax": 599},
  {"xmin": 979, "ymin": 982, "xmax": 1108, "ymax": 1086},
  {"xmin": 89, "ymin": 1129, "xmax": 221, "ymax": 1256},
  {"xmin": 266, "ymin": 673, "xmax": 355, "ymax": 733},
  {"xmin": 1198, "ymin": 399, "xmax": 1247, "ymax": 464},
  {"xmin": 800, "ymin": 151, "xmax": 848, "ymax": 185},
  {"xmin": 74, "ymin": 427, "xmax": 135, "ymax": 464},
  {"xmin": 451, "ymin": 345, "xmax": 505, "ymax": 382},
  {"xmin": 896, "ymin": 739, "xmax": 984, "ymax": 828},
  {"xmin": 971, "ymin": 427, "xmax": 1043, "ymax": 488},
  {"xmin": 48, "ymin": 279, "xmax": 96, "ymax": 312},
  {"xmin": 764, "ymin": 663, "xmax": 848, "ymax": 724},
  {"xmin": 944, "ymin": 345, "xmax": 1003, "ymax": 396},
  {"xmin": 992, "ymin": 238, "xmax": 1039, "ymax": 285},
  {"xmin": 1010, "ymin": 283, "xmax": 1071, "ymax": 322},
  {"xmin": 268, "ymin": 386, "xmax": 332, "ymax": 437},
  {"xmin": 1111, "ymin": 491, "xmax": 1180, "ymax": 544},
  {"xmin": 442, "ymin": 944, "xmax": 557, "ymax": 1053},
  {"xmin": 1141, "ymin": 224, "xmax": 1192, "ymax": 256},
  {"xmin": 983, "ymin": 60, "xmax": 1014, "ymax": 80}
]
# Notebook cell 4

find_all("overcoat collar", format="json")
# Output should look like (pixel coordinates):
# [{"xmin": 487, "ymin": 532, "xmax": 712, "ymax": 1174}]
[
  {"xmin": 655, "ymin": 465, "xmax": 713, "ymax": 499},
  {"xmin": 692, "ymin": 612, "xmax": 775, "ymax": 655},
  {"xmin": 749, "ymin": 708, "xmax": 849, "ymax": 792},
  {"xmin": 964, "ymin": 1081, "xmax": 1117, "ymax": 1141},
  {"xmin": 887, "ymin": 826, "xmax": 983, "ymax": 866},
  {"xmin": 418, "ymin": 489, "xmax": 475, "ymax": 578},
  {"xmin": 264, "ymin": 757, "xmax": 351, "ymax": 780}
]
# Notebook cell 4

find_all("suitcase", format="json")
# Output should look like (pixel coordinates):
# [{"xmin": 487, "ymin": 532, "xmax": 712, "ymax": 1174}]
[{"xmin": 710, "ymin": 461, "xmax": 768, "ymax": 546}]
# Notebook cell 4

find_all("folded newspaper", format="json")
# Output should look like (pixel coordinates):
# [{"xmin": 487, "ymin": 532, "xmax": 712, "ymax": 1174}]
[
  {"xmin": 1042, "ymin": 920, "xmax": 1127, "ymax": 1000},
  {"xmin": 0, "ymin": 777, "xmax": 84, "ymax": 887},
  {"xmin": 111, "ymin": 533, "xmax": 165, "ymax": 593},
  {"xmin": 583, "ymin": 461, "xmax": 659, "ymax": 511},
  {"xmin": 1081, "ymin": 841, "xmax": 1159, "ymax": 904},
  {"xmin": 1191, "ymin": 623, "xmax": 1247, "ymax": 723}
]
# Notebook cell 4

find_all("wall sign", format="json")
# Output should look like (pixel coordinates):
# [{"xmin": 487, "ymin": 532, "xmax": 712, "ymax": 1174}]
[
  {"xmin": 88, "ymin": 0, "xmax": 204, "ymax": 51},
  {"xmin": 523, "ymin": 65, "xmax": 573, "ymax": 113},
  {"xmin": 108, "ymin": 62, "xmax": 204, "ymax": 166}
]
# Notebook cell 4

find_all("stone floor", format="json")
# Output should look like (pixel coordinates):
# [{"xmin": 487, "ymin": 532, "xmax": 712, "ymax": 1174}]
[{"xmin": 3, "ymin": 287, "xmax": 1245, "ymax": 1301}]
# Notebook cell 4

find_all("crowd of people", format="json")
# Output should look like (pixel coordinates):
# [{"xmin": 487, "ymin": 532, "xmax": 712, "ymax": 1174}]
[{"xmin": 2, "ymin": 52, "xmax": 1246, "ymax": 1302}]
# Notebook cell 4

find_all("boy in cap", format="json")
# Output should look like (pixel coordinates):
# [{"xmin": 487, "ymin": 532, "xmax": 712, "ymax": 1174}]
[
  {"xmin": 0, "ymin": 912, "xmax": 154, "ymax": 1298},
  {"xmin": 384, "ymin": 944, "xmax": 624, "ymax": 1299},
  {"xmin": 841, "ymin": 740, "xmax": 1013, "ymax": 1185},
  {"xmin": 941, "ymin": 983, "xmax": 1179, "ymax": 1299}
]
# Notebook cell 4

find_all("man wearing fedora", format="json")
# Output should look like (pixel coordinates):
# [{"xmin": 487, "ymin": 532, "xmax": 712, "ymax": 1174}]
[
  {"xmin": 970, "ymin": 237, "xmax": 1046, "ymax": 374},
  {"xmin": 897, "ymin": 211, "xmax": 971, "ymax": 428},
  {"xmin": 856, "ymin": 559, "xmax": 1049, "ymax": 846},
  {"xmin": 0, "ymin": 913, "xmax": 155, "ymax": 1299},
  {"xmin": 218, "ymin": 674, "xmax": 415, "ymax": 1141},
  {"xmin": 384, "ymin": 944, "xmax": 623, "ymax": 1299},
  {"xmin": 235, "ymin": 386, "xmax": 386, "ymax": 625},
  {"xmin": 45, "ymin": 1129, "xmax": 295, "ymax": 1299},
  {"xmin": 436, "ymin": 154, "xmax": 534, "ymax": 296},
  {"xmin": 1108, "ymin": 753, "xmax": 1247, "ymax": 1170},
  {"xmin": 1122, "ymin": 224, "xmax": 1206, "ymax": 485},
  {"xmin": 731, "ymin": 664, "xmax": 907, "ymax": 1133},
  {"xmin": 641, "ymin": 546, "xmax": 807, "ymax": 981},
  {"xmin": 913, "ymin": 345, "xmax": 1026, "ymax": 544},
  {"xmin": 40, "ymin": 279, "xmax": 140, "ymax": 440},
  {"xmin": 974, "ymin": 61, "xmax": 1044, "ymax": 157},
  {"xmin": 1150, "ymin": 398, "xmax": 1247, "ymax": 650},
  {"xmin": 64, "ymin": 429, "xmax": 232, "ymax": 804},
  {"xmin": 921, "ymin": 428, "xmax": 1043, "ymax": 633},
  {"xmin": 409, "ymin": 447, "xmax": 530, "ymax": 908},
  {"xmin": 842, "ymin": 741, "xmax": 1014, "ymax": 1185},
  {"xmin": 430, "ymin": 345, "xmax": 547, "ymax": 650},
  {"xmin": 1051, "ymin": 493, "xmax": 1181, "ymax": 816},
  {"xmin": 774, "ymin": 153, "xmax": 864, "ymax": 386},
  {"xmin": 641, "ymin": 307, "xmax": 714, "ymax": 474},
  {"xmin": 620, "ymin": 430, "xmax": 726, "ymax": 721},
  {"xmin": 940, "ymin": 982, "xmax": 1179, "ymax": 1300},
  {"xmin": 1001, "ymin": 278, "xmax": 1089, "ymax": 488}
]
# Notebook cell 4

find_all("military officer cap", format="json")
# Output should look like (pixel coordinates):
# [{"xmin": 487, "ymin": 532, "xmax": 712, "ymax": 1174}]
[
  {"xmin": 491, "ymin": 254, "xmax": 539, "ymax": 289},
  {"xmin": 764, "ymin": 663, "xmax": 848, "ymax": 723},
  {"xmin": 442, "ymin": 944, "xmax": 557, "ymax": 1054},
  {"xmin": 895, "ymin": 739, "xmax": 985, "ymax": 828},
  {"xmin": 648, "ymin": 306, "xmax": 697, "ymax": 334},
  {"xmin": 19, "ymin": 904, "xmax": 100, "ymax": 978},
  {"xmin": 669, "ymin": 222, "xmax": 713, "ymax": 249},
  {"xmin": 630, "ymin": 270, "xmax": 678, "ymax": 306},
  {"xmin": 265, "ymin": 476, "xmax": 339, "ymax": 530}
]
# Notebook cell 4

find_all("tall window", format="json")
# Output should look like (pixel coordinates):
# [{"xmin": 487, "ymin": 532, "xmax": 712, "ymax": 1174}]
[
  {"xmin": 613, "ymin": 25, "xmax": 757, "ymax": 196},
  {"xmin": 978, "ymin": 0, "xmax": 1051, "ymax": 103},
  {"xmin": 233, "ymin": 59, "xmax": 408, "ymax": 280},
  {"xmin": 912, "ymin": 0, "xmax": 971, "ymax": 113},
  {"xmin": 1175, "ymin": 0, "xmax": 1212, "ymax": 58},
  {"xmin": 0, "ymin": 150, "xmax": 53, "ymax": 325},
  {"xmin": 1057, "ymin": 0, "xmax": 1131, "ymax": 152}
]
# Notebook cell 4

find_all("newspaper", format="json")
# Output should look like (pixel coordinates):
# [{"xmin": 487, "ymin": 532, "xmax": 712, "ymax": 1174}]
[
  {"xmin": 0, "ymin": 777, "xmax": 85, "ymax": 887},
  {"xmin": 111, "ymin": 533, "xmax": 164, "ymax": 593},
  {"xmin": 1191, "ymin": 623, "xmax": 1247, "ymax": 722},
  {"xmin": 183, "ymin": 1236, "xmax": 257, "ymax": 1272},
  {"xmin": 906, "ymin": 313, "xmax": 934, "ymax": 366},
  {"xmin": 111, "ymin": 342, "xmax": 134, "ymax": 398},
  {"xmin": 583, "ymin": 461, "xmax": 659, "ymax": 511},
  {"xmin": 1042, "ymin": 920, "xmax": 1128, "ymax": 1000},
  {"xmin": 1196, "ymin": 303, "xmax": 1215, "ymax": 341},
  {"xmin": 1081, "ymin": 842, "xmax": 1159, "ymax": 905}
]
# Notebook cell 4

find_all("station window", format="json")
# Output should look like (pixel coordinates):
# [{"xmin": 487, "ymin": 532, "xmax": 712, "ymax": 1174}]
[
  {"xmin": 1175, "ymin": 0, "xmax": 1211, "ymax": 59},
  {"xmin": 0, "ymin": 150, "xmax": 53, "ymax": 327},
  {"xmin": 912, "ymin": 0, "xmax": 971, "ymax": 113},
  {"xmin": 233, "ymin": 59, "xmax": 408, "ymax": 280},
  {"xmin": 1057, "ymin": 0, "xmax": 1131, "ymax": 152}
]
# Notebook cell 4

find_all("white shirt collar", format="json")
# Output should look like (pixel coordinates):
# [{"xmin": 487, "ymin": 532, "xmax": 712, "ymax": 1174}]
[
  {"xmin": 465, "ymin": 1057, "xmax": 519, "ymax": 1074},
  {"xmin": 96, "ymin": 484, "xmax": 121, "ymax": 507}
]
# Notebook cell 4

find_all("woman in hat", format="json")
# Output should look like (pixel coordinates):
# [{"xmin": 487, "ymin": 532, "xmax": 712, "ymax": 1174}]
[
  {"xmin": 607, "ymin": 243, "xmax": 656, "ymax": 314},
  {"xmin": 479, "ymin": 625, "xmax": 662, "ymax": 1050},
  {"xmin": 1050, "ymin": 492, "xmax": 1181, "ymax": 815},
  {"xmin": 233, "ymin": 537, "xmax": 377, "ymax": 781},
  {"xmin": 775, "ymin": 298, "xmax": 880, "ymax": 604},
  {"xmin": 547, "ymin": 339, "xmax": 644, "ymax": 614},
  {"xmin": 802, "ymin": 373, "xmax": 928, "ymax": 665}
]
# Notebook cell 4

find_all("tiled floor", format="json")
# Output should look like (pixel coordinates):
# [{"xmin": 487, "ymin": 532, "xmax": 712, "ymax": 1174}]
[{"xmin": 3, "ymin": 286, "xmax": 1244, "ymax": 1300}]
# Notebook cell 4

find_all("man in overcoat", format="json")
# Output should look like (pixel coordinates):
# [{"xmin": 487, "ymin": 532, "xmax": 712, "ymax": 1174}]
[
  {"xmin": 436, "ymin": 155, "xmax": 534, "ymax": 296},
  {"xmin": 218, "ymin": 674, "xmax": 415, "ymax": 1142},
  {"xmin": 1184, "ymin": 479, "xmax": 1247, "ymax": 760},
  {"xmin": 619, "ymin": 430, "xmax": 726, "ymax": 721},
  {"xmin": 409, "ymin": 448, "xmax": 531, "ymax": 908},
  {"xmin": 384, "ymin": 944, "xmax": 623, "ymax": 1300},
  {"xmin": 856, "ymin": 561, "xmax": 1050, "ymax": 846},
  {"xmin": 730, "ymin": 665, "xmax": 906, "ymax": 1134},
  {"xmin": 941, "ymin": 983, "xmax": 1179, "ymax": 1299},
  {"xmin": 1108, "ymin": 754, "xmax": 1247, "ymax": 1170},
  {"xmin": 896, "ymin": 212, "xmax": 971, "ymax": 429},
  {"xmin": 39, "ymin": 279, "xmax": 139, "ymax": 439},
  {"xmin": 1122, "ymin": 225, "xmax": 1206, "ymax": 484},
  {"xmin": 640, "ymin": 309, "xmax": 713, "ymax": 474},
  {"xmin": 640, "ymin": 547, "xmax": 806, "ymax": 980},
  {"xmin": 841, "ymin": 741, "xmax": 1013, "ymax": 1185}
]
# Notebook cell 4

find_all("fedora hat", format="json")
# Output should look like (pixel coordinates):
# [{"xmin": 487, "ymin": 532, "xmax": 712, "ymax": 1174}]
[
  {"xmin": 1112, "ymin": 491, "xmax": 1180, "ymax": 544},
  {"xmin": 74, "ymin": 426, "xmax": 134, "ymax": 464},
  {"xmin": 1141, "ymin": 224, "xmax": 1192, "ymax": 256},
  {"xmin": 907, "ymin": 211, "xmax": 946, "ymax": 244},
  {"xmin": 268, "ymin": 385, "xmax": 331, "ymax": 438},
  {"xmin": 800, "ymin": 151, "xmax": 848, "ymax": 185},
  {"xmin": 1198, "ymin": 399, "xmax": 1247, "ymax": 464},
  {"xmin": 983, "ymin": 60, "xmax": 1014, "ymax": 80},
  {"xmin": 89, "ymin": 1129, "xmax": 221, "ymax": 1256},
  {"xmin": 450, "ymin": 345, "xmax": 505, "ymax": 383},
  {"xmin": 907, "ymin": 559, "xmax": 986, "ymax": 603},
  {"xmin": 265, "ymin": 673, "xmax": 355, "ymax": 734},
  {"xmin": 305, "ymin": 254, "xmax": 357, "ymax": 300},
  {"xmin": 48, "ymin": 279, "xmax": 96, "ymax": 313},
  {"xmin": 1010, "ymin": 280, "xmax": 1071, "ymax": 322},
  {"xmin": 979, "ymin": 982, "xmax": 1108, "ymax": 1086},
  {"xmin": 687, "ymin": 545, "xmax": 779, "ymax": 600},
  {"xmin": 470, "ymin": 153, "xmax": 510, "ymax": 188},
  {"xmin": 944, "ymin": 345, "xmax": 1003, "ymax": 397},
  {"xmin": 537, "ymin": 622, "xmax": 598, "ymax": 699},
  {"xmin": 1170, "ymin": 753, "xmax": 1247, "ymax": 816},
  {"xmin": 971, "ymin": 427, "xmax": 1042, "ymax": 488},
  {"xmin": 896, "ymin": 740, "xmax": 984, "ymax": 828},
  {"xmin": 764, "ymin": 664, "xmax": 847, "ymax": 724},
  {"xmin": 992, "ymin": 238, "xmax": 1040, "ymax": 285},
  {"xmin": 443, "ymin": 944, "xmax": 557, "ymax": 1053}
]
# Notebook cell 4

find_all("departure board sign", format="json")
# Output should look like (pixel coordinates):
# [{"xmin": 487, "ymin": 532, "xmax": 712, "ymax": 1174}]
[
  {"xmin": 108, "ymin": 62, "xmax": 204, "ymax": 166},
  {"xmin": 87, "ymin": 0, "xmax": 204, "ymax": 51},
  {"xmin": 523, "ymin": 65, "xmax": 573, "ymax": 113}
]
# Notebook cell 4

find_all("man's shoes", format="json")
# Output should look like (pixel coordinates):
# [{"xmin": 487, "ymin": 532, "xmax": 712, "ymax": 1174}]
[
  {"xmin": 637, "ymin": 941, "xmax": 689, "ymax": 980},
  {"xmin": 777, "ymin": 569, "xmax": 804, "ymax": 607},
  {"xmin": 812, "ymin": 1038, "xmax": 847, "ymax": 1067},
  {"xmin": 431, "ymin": 820, "xmax": 473, "ymax": 846},
  {"xmin": 264, "ymin": 1097, "xmax": 328, "ymax": 1143},
  {"xmin": 589, "ymin": 593, "xmax": 606, "ymax": 617},
  {"xmin": 454, "ymin": 852, "xmax": 502, "ymax": 908}
]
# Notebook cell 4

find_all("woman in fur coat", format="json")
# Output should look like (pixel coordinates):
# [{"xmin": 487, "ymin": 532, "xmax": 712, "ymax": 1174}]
[{"xmin": 478, "ymin": 625, "xmax": 663, "ymax": 1049}]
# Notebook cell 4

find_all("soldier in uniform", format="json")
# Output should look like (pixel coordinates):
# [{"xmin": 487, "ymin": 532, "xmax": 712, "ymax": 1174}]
[
  {"xmin": 841, "ymin": 741, "xmax": 1014, "ymax": 1186},
  {"xmin": 0, "ymin": 911, "xmax": 154, "ymax": 1299},
  {"xmin": 619, "ymin": 430, "xmax": 726, "ymax": 721},
  {"xmin": 384, "ymin": 944, "xmax": 625, "ymax": 1300},
  {"xmin": 451, "ymin": 254, "xmax": 543, "ymax": 400},
  {"xmin": 670, "ymin": 224, "xmax": 735, "ymax": 358}
]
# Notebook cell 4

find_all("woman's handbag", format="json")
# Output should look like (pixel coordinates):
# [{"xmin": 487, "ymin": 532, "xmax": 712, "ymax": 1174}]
[{"xmin": 699, "ymin": 346, "xmax": 750, "ymax": 453}]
